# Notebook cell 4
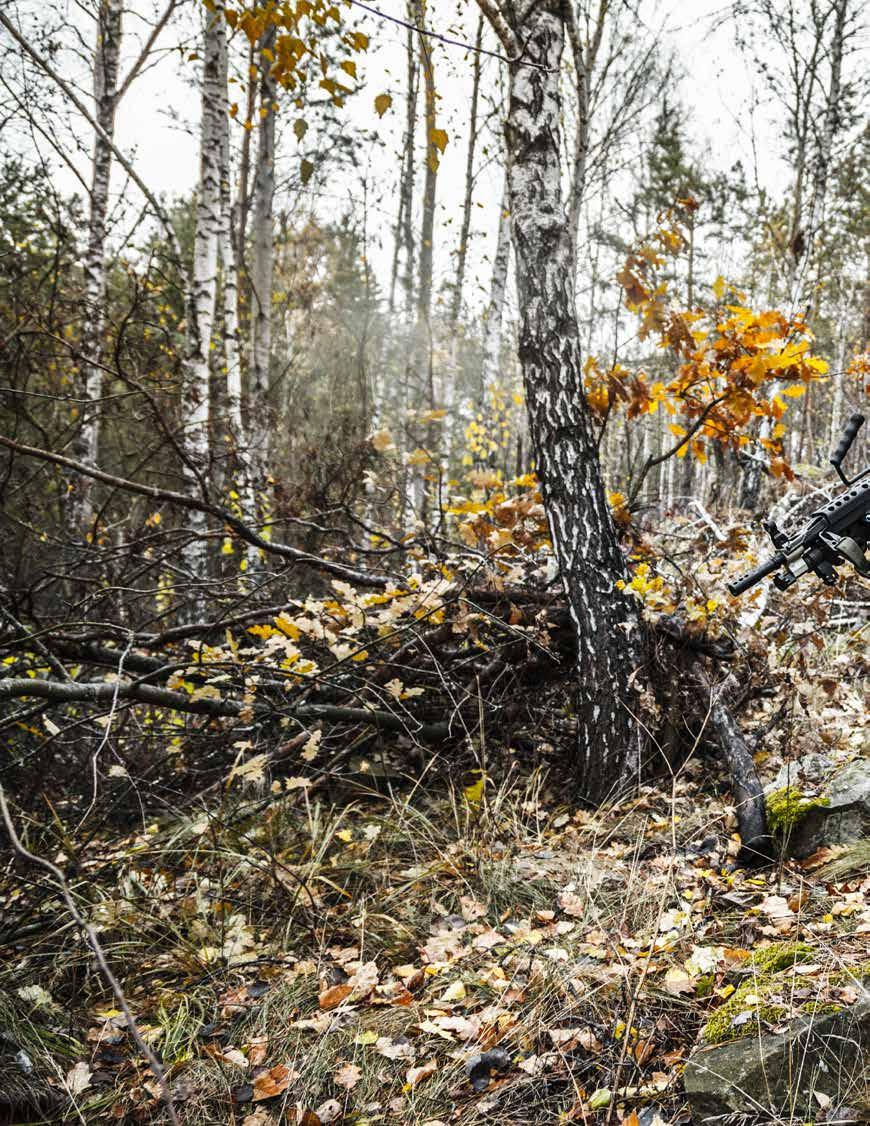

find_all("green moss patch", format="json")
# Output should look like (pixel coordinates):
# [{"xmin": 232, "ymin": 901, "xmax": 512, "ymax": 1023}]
[
  {"xmin": 765, "ymin": 787, "xmax": 829, "ymax": 834},
  {"xmin": 749, "ymin": 942, "xmax": 815, "ymax": 975},
  {"xmin": 702, "ymin": 943, "xmax": 818, "ymax": 1045}
]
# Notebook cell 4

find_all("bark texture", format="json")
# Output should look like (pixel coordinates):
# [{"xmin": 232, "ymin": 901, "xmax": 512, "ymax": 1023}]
[
  {"xmin": 389, "ymin": 6, "xmax": 419, "ymax": 315},
  {"xmin": 181, "ymin": 2, "xmax": 225, "ymax": 591},
  {"xmin": 450, "ymin": 14, "xmax": 483, "ymax": 329},
  {"xmin": 493, "ymin": 0, "xmax": 646, "ymax": 800},
  {"xmin": 67, "ymin": 0, "xmax": 123, "ymax": 535},
  {"xmin": 215, "ymin": 7, "xmax": 256, "ymax": 562},
  {"xmin": 248, "ymin": 26, "xmax": 277, "ymax": 480}
]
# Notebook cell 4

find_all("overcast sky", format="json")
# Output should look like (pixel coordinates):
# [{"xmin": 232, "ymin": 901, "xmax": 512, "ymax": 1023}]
[{"xmin": 3, "ymin": 0, "xmax": 797, "ymax": 313}]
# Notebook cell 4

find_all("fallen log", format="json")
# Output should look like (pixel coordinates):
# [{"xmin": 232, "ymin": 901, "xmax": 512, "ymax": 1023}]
[{"xmin": 697, "ymin": 668, "xmax": 773, "ymax": 866}]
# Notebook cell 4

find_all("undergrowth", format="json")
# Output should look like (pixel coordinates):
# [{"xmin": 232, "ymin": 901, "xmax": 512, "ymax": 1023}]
[{"xmin": 1, "ymin": 752, "xmax": 868, "ymax": 1125}]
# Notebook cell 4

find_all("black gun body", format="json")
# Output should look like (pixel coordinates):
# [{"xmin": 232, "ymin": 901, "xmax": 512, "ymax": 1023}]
[
  {"xmin": 727, "ymin": 412, "xmax": 870, "ymax": 598},
  {"xmin": 727, "ymin": 472, "xmax": 870, "ymax": 596}
]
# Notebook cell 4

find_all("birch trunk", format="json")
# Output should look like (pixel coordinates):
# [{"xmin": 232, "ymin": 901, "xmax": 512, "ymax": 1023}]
[
  {"xmin": 248, "ymin": 27, "xmax": 277, "ymax": 483},
  {"xmin": 67, "ymin": 0, "xmax": 123, "ymax": 536},
  {"xmin": 389, "ymin": 9, "xmax": 419, "ymax": 315},
  {"xmin": 566, "ymin": 0, "xmax": 607, "ymax": 254},
  {"xmin": 180, "ymin": 2, "xmax": 224, "ymax": 593},
  {"xmin": 482, "ymin": 0, "xmax": 645, "ymax": 800},
  {"xmin": 411, "ymin": 0, "xmax": 438, "ymax": 518},
  {"xmin": 215, "ymin": 6, "xmax": 257, "ymax": 567}
]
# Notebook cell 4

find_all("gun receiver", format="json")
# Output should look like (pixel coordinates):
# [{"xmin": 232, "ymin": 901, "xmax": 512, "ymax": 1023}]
[{"xmin": 727, "ymin": 413, "xmax": 870, "ymax": 597}]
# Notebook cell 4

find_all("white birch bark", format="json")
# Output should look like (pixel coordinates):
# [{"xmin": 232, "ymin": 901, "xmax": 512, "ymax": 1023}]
[
  {"xmin": 180, "ymin": 2, "xmax": 224, "ymax": 594},
  {"xmin": 214, "ymin": 6, "xmax": 257, "ymax": 570},
  {"xmin": 409, "ymin": 0, "xmax": 439, "ymax": 521},
  {"xmin": 477, "ymin": 0, "xmax": 645, "ymax": 801},
  {"xmin": 67, "ymin": 0, "xmax": 123, "ymax": 536}
]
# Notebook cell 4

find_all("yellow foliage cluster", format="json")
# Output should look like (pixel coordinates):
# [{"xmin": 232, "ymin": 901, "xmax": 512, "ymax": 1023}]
[
  {"xmin": 220, "ymin": 0, "xmax": 369, "ymax": 128},
  {"xmin": 595, "ymin": 201, "xmax": 831, "ymax": 476}
]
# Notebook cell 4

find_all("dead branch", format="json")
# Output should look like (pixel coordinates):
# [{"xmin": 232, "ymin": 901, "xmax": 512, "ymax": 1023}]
[{"xmin": 0, "ymin": 433, "xmax": 391, "ymax": 588}]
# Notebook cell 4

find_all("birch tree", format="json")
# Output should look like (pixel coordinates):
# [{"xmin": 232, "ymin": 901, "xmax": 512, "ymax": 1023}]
[
  {"xmin": 66, "ymin": 0, "xmax": 123, "ymax": 537},
  {"xmin": 389, "ymin": 6, "xmax": 419, "ymax": 316},
  {"xmin": 181, "ymin": 1, "xmax": 225, "ymax": 592},
  {"xmin": 480, "ymin": 172, "xmax": 511, "ymax": 392},
  {"xmin": 215, "ymin": 4, "xmax": 257, "ymax": 565},
  {"xmin": 449, "ymin": 13, "xmax": 484, "ymax": 330},
  {"xmin": 410, "ymin": 0, "xmax": 440, "ymax": 518},
  {"xmin": 64, "ymin": 0, "xmax": 178, "ymax": 534},
  {"xmin": 475, "ymin": 0, "xmax": 645, "ymax": 800}
]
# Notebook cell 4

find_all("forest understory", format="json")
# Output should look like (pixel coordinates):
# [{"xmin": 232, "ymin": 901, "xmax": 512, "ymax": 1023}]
[
  {"xmin": 2, "ymin": 0, "xmax": 869, "ymax": 1121},
  {"xmin": 1, "ymin": 506, "xmax": 868, "ymax": 1125}
]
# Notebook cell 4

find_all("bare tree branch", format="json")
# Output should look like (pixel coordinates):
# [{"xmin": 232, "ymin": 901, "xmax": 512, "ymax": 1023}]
[
  {"xmin": 0, "ymin": 433, "xmax": 391, "ymax": 588},
  {"xmin": 0, "ymin": 787, "xmax": 182, "ymax": 1126},
  {"xmin": 0, "ymin": 8, "xmax": 186, "ymax": 272},
  {"xmin": 474, "ymin": 0, "xmax": 521, "ymax": 59}
]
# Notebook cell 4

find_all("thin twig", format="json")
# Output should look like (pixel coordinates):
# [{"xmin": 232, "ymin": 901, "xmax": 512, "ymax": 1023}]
[{"xmin": 0, "ymin": 786, "xmax": 181, "ymax": 1126}]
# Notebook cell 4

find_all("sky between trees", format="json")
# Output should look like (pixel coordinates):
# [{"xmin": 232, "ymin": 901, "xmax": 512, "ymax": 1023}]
[{"xmin": 6, "ymin": 0, "xmax": 799, "ymax": 317}]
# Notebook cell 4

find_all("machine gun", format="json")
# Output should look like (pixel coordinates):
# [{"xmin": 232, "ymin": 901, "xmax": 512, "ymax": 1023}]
[{"xmin": 727, "ymin": 412, "xmax": 870, "ymax": 596}]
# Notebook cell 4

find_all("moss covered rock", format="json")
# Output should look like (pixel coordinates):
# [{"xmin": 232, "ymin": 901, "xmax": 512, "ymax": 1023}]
[
  {"xmin": 763, "ymin": 755, "xmax": 870, "ymax": 858},
  {"xmin": 701, "ymin": 942, "xmax": 816, "ymax": 1045},
  {"xmin": 685, "ymin": 991, "xmax": 870, "ymax": 1122}
]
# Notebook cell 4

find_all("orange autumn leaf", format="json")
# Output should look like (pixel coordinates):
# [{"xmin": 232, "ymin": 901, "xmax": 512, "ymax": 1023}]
[{"xmin": 318, "ymin": 982, "xmax": 353, "ymax": 1010}]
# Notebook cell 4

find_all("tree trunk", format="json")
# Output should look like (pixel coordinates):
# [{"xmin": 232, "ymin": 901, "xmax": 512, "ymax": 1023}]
[
  {"xmin": 411, "ymin": 0, "xmax": 439, "ymax": 518},
  {"xmin": 67, "ymin": 0, "xmax": 123, "ymax": 536},
  {"xmin": 450, "ymin": 14, "xmax": 483, "ymax": 330},
  {"xmin": 248, "ymin": 26, "xmax": 277, "ymax": 482},
  {"xmin": 215, "ymin": 6, "xmax": 257, "ymax": 566},
  {"xmin": 486, "ymin": 0, "xmax": 646, "ymax": 801},
  {"xmin": 389, "ymin": 7, "xmax": 419, "ymax": 316},
  {"xmin": 480, "ymin": 172, "xmax": 511, "ymax": 394},
  {"xmin": 566, "ymin": 0, "xmax": 607, "ymax": 254},
  {"xmin": 180, "ymin": 1, "xmax": 224, "ymax": 596}
]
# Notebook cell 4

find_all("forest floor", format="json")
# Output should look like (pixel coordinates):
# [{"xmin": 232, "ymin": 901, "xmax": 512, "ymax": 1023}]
[{"xmin": 1, "ymin": 690, "xmax": 868, "ymax": 1125}]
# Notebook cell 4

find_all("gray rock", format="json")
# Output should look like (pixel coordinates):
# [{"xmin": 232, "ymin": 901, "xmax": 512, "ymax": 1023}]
[
  {"xmin": 684, "ymin": 992, "xmax": 870, "ymax": 1122},
  {"xmin": 764, "ymin": 754, "xmax": 870, "ymax": 858}
]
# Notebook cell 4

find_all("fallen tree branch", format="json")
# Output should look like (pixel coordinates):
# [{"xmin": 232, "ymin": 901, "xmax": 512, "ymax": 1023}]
[
  {"xmin": 697, "ymin": 667, "xmax": 773, "ymax": 866},
  {"xmin": 0, "ymin": 787, "xmax": 182, "ymax": 1126},
  {"xmin": 0, "ymin": 678, "xmax": 452, "ymax": 741}
]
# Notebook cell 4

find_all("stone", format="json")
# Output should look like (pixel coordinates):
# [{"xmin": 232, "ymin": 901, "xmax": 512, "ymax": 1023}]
[
  {"xmin": 684, "ymin": 990, "xmax": 870, "ymax": 1122},
  {"xmin": 764, "ymin": 754, "xmax": 870, "ymax": 858}
]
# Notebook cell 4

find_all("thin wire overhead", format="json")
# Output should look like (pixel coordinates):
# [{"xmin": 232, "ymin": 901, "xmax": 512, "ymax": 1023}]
[{"xmin": 345, "ymin": 0, "xmax": 550, "ymax": 71}]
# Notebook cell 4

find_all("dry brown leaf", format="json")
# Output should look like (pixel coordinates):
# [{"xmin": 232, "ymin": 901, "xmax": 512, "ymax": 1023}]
[
  {"xmin": 632, "ymin": 1038, "xmax": 655, "ymax": 1066},
  {"xmin": 376, "ymin": 1036, "xmax": 415, "ymax": 1062},
  {"xmin": 247, "ymin": 1037, "xmax": 269, "ymax": 1066},
  {"xmin": 348, "ymin": 961, "xmax": 379, "ymax": 998},
  {"xmin": 557, "ymin": 890, "xmax": 585, "ymax": 917},
  {"xmin": 578, "ymin": 1028, "xmax": 603, "ymax": 1054},
  {"xmin": 406, "ymin": 1059, "xmax": 437, "ymax": 1088},
  {"xmin": 242, "ymin": 1112, "xmax": 276, "ymax": 1126},
  {"xmin": 318, "ymin": 983, "xmax": 353, "ymax": 1011},
  {"xmin": 315, "ymin": 1100, "xmax": 342, "ymax": 1124},
  {"xmin": 333, "ymin": 1062, "xmax": 362, "ymax": 1091},
  {"xmin": 66, "ymin": 1061, "xmax": 92, "ymax": 1095},
  {"xmin": 253, "ymin": 1064, "xmax": 294, "ymax": 1102}
]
